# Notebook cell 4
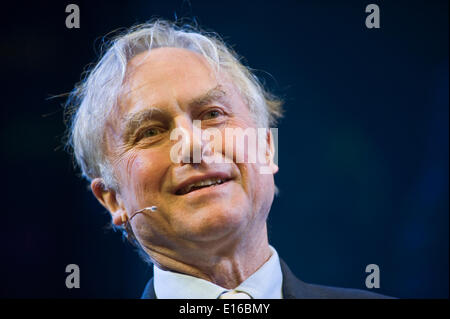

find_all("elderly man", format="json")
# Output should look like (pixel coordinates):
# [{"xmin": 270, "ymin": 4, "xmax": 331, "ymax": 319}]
[{"xmin": 66, "ymin": 20, "xmax": 389, "ymax": 299}]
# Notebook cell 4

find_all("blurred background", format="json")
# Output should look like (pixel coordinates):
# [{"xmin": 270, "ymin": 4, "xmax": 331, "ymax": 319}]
[{"xmin": 0, "ymin": 0, "xmax": 448, "ymax": 298}]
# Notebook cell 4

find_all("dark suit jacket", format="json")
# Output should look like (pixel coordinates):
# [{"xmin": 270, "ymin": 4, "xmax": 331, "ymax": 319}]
[{"xmin": 141, "ymin": 259, "xmax": 392, "ymax": 299}]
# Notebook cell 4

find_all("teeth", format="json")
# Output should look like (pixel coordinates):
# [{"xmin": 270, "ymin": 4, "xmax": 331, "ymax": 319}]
[{"xmin": 180, "ymin": 178, "xmax": 226, "ymax": 195}]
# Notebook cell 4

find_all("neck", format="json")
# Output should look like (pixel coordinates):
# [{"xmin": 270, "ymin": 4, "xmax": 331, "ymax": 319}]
[{"xmin": 146, "ymin": 224, "xmax": 272, "ymax": 289}]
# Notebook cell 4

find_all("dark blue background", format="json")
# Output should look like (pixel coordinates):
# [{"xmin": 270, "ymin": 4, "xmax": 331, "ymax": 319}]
[{"xmin": 1, "ymin": 0, "xmax": 448, "ymax": 298}]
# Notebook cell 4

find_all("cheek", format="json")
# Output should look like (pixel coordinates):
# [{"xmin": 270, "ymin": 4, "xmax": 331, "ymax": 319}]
[
  {"xmin": 245, "ymin": 164, "xmax": 275, "ymax": 216},
  {"xmin": 117, "ymin": 149, "xmax": 168, "ymax": 206},
  {"xmin": 215, "ymin": 118, "xmax": 261, "ymax": 164}
]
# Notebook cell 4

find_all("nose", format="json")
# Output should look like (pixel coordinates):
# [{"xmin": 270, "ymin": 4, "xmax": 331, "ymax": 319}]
[{"xmin": 170, "ymin": 117, "xmax": 209, "ymax": 164}]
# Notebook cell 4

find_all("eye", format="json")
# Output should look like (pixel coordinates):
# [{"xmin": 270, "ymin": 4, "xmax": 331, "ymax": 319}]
[
  {"xmin": 139, "ymin": 127, "xmax": 163, "ymax": 139},
  {"xmin": 202, "ymin": 110, "xmax": 222, "ymax": 120}
]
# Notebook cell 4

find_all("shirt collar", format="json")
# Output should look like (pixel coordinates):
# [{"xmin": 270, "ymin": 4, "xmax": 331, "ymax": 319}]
[{"xmin": 153, "ymin": 245, "xmax": 283, "ymax": 299}]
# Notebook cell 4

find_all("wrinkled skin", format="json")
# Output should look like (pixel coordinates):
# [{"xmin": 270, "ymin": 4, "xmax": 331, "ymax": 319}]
[{"xmin": 91, "ymin": 48, "xmax": 278, "ymax": 288}]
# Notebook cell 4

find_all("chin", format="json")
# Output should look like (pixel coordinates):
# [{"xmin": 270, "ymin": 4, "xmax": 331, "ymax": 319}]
[{"xmin": 175, "ymin": 205, "xmax": 248, "ymax": 242}]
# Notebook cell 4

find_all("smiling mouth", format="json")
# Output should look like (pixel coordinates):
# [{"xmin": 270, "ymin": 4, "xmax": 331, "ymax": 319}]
[{"xmin": 175, "ymin": 177, "xmax": 232, "ymax": 195}]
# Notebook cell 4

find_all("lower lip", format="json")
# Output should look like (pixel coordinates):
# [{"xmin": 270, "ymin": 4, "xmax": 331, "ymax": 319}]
[{"xmin": 178, "ymin": 180, "xmax": 233, "ymax": 197}]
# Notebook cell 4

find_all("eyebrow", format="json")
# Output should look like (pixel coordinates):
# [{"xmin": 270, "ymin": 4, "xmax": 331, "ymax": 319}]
[
  {"xmin": 121, "ymin": 108, "xmax": 164, "ymax": 142},
  {"xmin": 121, "ymin": 85, "xmax": 228, "ymax": 142},
  {"xmin": 188, "ymin": 85, "xmax": 227, "ymax": 109}
]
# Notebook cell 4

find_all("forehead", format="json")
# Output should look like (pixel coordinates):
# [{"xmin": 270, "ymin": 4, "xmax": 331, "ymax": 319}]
[{"xmin": 118, "ymin": 47, "xmax": 221, "ymax": 116}]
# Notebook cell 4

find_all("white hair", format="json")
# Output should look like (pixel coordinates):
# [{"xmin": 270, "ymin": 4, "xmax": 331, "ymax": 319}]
[
  {"xmin": 64, "ymin": 19, "xmax": 283, "ymax": 257},
  {"xmin": 65, "ymin": 19, "xmax": 283, "ymax": 191}
]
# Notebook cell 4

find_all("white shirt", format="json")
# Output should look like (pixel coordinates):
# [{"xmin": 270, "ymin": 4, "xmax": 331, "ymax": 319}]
[{"xmin": 153, "ymin": 246, "xmax": 283, "ymax": 299}]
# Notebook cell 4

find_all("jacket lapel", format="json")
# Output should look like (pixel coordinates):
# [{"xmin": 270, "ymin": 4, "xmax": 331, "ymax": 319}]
[
  {"xmin": 141, "ymin": 277, "xmax": 156, "ymax": 299},
  {"xmin": 279, "ymin": 258, "xmax": 311, "ymax": 299}
]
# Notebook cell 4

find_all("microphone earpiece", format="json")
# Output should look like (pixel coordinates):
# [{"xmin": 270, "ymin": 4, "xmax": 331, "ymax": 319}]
[{"xmin": 129, "ymin": 206, "xmax": 157, "ymax": 221}]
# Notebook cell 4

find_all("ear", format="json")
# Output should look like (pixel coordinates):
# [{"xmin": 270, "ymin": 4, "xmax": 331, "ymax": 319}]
[
  {"xmin": 91, "ymin": 178, "xmax": 128, "ymax": 226},
  {"xmin": 266, "ymin": 129, "xmax": 279, "ymax": 174}
]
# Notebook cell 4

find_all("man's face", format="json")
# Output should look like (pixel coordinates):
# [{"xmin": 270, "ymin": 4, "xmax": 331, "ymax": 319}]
[{"xmin": 103, "ymin": 48, "xmax": 277, "ymax": 255}]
